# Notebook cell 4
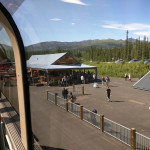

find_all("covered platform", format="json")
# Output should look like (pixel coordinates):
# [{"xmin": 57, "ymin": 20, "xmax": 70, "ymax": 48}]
[{"xmin": 26, "ymin": 53, "xmax": 97, "ymax": 85}]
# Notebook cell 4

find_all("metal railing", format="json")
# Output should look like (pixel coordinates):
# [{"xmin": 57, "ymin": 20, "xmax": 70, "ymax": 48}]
[
  {"xmin": 104, "ymin": 117, "xmax": 131, "ymax": 146},
  {"xmin": 68, "ymin": 101, "xmax": 80, "ymax": 118},
  {"xmin": 57, "ymin": 96, "xmax": 66, "ymax": 110},
  {"xmin": 68, "ymin": 86, "xmax": 83, "ymax": 97},
  {"xmin": 136, "ymin": 132, "xmax": 150, "ymax": 150},
  {"xmin": 83, "ymin": 107, "xmax": 100, "ymax": 129},
  {"xmin": 47, "ymin": 92, "xmax": 55, "ymax": 103},
  {"xmin": 54, "ymin": 86, "xmax": 84, "ymax": 98}
]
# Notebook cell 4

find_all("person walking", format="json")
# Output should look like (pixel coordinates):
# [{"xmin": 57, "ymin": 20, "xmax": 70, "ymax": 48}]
[
  {"xmin": 81, "ymin": 74, "xmax": 84, "ymax": 84},
  {"xmin": 128, "ymin": 73, "xmax": 131, "ymax": 81},
  {"xmin": 106, "ymin": 86, "xmax": 111, "ymax": 102},
  {"xmin": 102, "ymin": 76, "xmax": 105, "ymax": 85},
  {"xmin": 93, "ymin": 73, "xmax": 96, "ymax": 82},
  {"xmin": 105, "ymin": 76, "xmax": 110, "ymax": 86},
  {"xmin": 124, "ymin": 73, "xmax": 128, "ymax": 81}
]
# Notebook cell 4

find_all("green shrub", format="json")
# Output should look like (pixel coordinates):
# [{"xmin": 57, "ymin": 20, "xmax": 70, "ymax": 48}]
[{"xmin": 84, "ymin": 61, "xmax": 150, "ymax": 78}]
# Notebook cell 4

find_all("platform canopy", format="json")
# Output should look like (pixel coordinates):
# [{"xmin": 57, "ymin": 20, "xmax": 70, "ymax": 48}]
[{"xmin": 27, "ymin": 52, "xmax": 96, "ymax": 70}]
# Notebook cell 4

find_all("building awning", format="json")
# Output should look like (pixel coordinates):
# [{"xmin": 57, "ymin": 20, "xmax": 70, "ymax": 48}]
[
  {"xmin": 27, "ymin": 64, "xmax": 96, "ymax": 70},
  {"xmin": 27, "ymin": 53, "xmax": 96, "ymax": 70}
]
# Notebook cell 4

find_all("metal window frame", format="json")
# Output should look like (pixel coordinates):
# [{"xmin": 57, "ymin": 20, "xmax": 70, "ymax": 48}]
[{"xmin": 0, "ymin": 2, "xmax": 33, "ymax": 150}]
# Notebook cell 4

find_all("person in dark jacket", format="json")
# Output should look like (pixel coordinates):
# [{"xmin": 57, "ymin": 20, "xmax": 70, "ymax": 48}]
[
  {"xmin": 106, "ymin": 86, "xmax": 111, "ymax": 102},
  {"xmin": 62, "ymin": 88, "xmax": 68, "ymax": 99}
]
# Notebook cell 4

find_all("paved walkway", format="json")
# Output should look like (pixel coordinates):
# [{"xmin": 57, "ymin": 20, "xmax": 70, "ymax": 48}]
[
  {"xmin": 30, "ymin": 84, "xmax": 130, "ymax": 150},
  {"xmin": 75, "ymin": 78, "xmax": 150, "ymax": 137}
]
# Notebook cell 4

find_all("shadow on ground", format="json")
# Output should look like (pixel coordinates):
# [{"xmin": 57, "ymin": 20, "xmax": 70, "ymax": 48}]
[{"xmin": 110, "ymin": 100, "xmax": 124, "ymax": 102}]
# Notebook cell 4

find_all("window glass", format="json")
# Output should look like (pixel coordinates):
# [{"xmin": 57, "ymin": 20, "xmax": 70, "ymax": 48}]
[
  {"xmin": 1, "ymin": 1, "xmax": 150, "ymax": 150},
  {"xmin": 0, "ymin": 23, "xmax": 19, "ymax": 113}
]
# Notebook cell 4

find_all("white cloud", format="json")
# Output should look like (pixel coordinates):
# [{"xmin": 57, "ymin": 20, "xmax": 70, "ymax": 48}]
[
  {"xmin": 72, "ymin": 22, "xmax": 75, "ymax": 25},
  {"xmin": 61, "ymin": 0, "xmax": 87, "ymax": 5},
  {"xmin": 49, "ymin": 18, "xmax": 62, "ymax": 21},
  {"xmin": 102, "ymin": 23, "xmax": 150, "ymax": 31},
  {"xmin": 134, "ymin": 31, "xmax": 150, "ymax": 36}
]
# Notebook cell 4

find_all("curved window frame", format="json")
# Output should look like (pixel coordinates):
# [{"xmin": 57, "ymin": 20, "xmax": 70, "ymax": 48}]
[{"xmin": 0, "ymin": 2, "xmax": 32, "ymax": 150}]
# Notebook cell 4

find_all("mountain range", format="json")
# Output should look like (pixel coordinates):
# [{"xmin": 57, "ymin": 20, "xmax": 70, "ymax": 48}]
[
  {"xmin": 25, "ymin": 39, "xmax": 131, "ymax": 52},
  {"xmin": 1, "ymin": 38, "xmax": 136, "ymax": 52}
]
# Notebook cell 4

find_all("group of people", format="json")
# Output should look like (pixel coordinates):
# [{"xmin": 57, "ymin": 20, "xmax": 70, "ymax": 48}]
[
  {"xmin": 101, "ymin": 76, "xmax": 110, "ymax": 86},
  {"xmin": 61, "ymin": 76, "xmax": 72, "ymax": 87},
  {"xmin": 124, "ymin": 73, "xmax": 131, "ymax": 81},
  {"xmin": 62, "ymin": 88, "xmax": 76, "ymax": 102},
  {"xmin": 61, "ymin": 71, "xmax": 97, "ymax": 87}
]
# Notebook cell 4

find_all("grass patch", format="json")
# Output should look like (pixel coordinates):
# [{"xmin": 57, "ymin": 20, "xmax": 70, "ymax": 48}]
[{"xmin": 83, "ymin": 61, "xmax": 150, "ymax": 78}]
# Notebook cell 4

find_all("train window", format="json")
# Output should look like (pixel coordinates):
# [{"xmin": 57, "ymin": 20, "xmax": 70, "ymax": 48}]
[
  {"xmin": 2, "ymin": 1, "xmax": 148, "ymax": 150},
  {"xmin": 0, "ymin": 24, "xmax": 19, "ymax": 112}
]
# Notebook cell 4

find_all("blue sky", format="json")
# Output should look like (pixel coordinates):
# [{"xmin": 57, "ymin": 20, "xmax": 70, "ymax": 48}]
[{"xmin": 3, "ymin": 0, "xmax": 150, "ymax": 46}]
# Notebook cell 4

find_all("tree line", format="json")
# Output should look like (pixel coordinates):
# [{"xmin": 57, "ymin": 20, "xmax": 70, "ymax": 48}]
[{"xmin": 25, "ymin": 31, "xmax": 150, "ymax": 63}]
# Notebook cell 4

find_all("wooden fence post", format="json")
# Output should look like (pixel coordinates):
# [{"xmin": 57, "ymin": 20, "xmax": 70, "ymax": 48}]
[
  {"xmin": 82, "ymin": 86, "xmax": 84, "ymax": 95},
  {"xmin": 73, "ymin": 84, "xmax": 75, "ymax": 92},
  {"xmin": 80, "ymin": 105, "xmax": 83, "ymax": 120},
  {"xmin": 66, "ymin": 99, "xmax": 68, "ymax": 112},
  {"xmin": 46, "ymin": 91, "xmax": 48, "ymax": 101},
  {"xmin": 131, "ymin": 128, "xmax": 136, "ymax": 150},
  {"xmin": 100, "ymin": 114, "xmax": 104, "ymax": 132},
  {"xmin": 55, "ymin": 93, "xmax": 57, "ymax": 105}
]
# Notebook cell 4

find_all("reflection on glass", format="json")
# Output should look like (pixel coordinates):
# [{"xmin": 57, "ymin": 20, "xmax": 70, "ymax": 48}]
[
  {"xmin": 0, "ymin": 24, "xmax": 19, "ymax": 113},
  {"xmin": 0, "ymin": 0, "xmax": 24, "ymax": 16}
]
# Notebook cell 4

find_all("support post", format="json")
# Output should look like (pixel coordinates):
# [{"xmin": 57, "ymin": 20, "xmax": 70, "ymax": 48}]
[
  {"xmin": 30, "ymin": 68, "xmax": 33, "ymax": 77},
  {"xmin": 55, "ymin": 93, "xmax": 57, "ymax": 105},
  {"xmin": 100, "ymin": 114, "xmax": 104, "ymax": 132},
  {"xmin": 47, "ymin": 70, "xmax": 50, "ymax": 86},
  {"xmin": 131, "ymin": 128, "xmax": 136, "ymax": 150},
  {"xmin": 82, "ymin": 86, "xmax": 84, "ymax": 95},
  {"xmin": 66, "ymin": 99, "xmax": 68, "ymax": 112},
  {"xmin": 95, "ymin": 68, "xmax": 97, "ymax": 82},
  {"xmin": 46, "ymin": 91, "xmax": 49, "ymax": 101},
  {"xmin": 80, "ymin": 105, "xmax": 83, "ymax": 120},
  {"xmin": 73, "ymin": 84, "xmax": 75, "ymax": 92}
]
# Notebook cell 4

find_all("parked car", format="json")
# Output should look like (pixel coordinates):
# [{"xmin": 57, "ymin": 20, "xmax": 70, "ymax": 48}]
[
  {"xmin": 144, "ymin": 59, "xmax": 150, "ymax": 64},
  {"xmin": 115, "ymin": 59, "xmax": 124, "ymax": 63},
  {"xmin": 128, "ymin": 59, "xmax": 141, "ymax": 63}
]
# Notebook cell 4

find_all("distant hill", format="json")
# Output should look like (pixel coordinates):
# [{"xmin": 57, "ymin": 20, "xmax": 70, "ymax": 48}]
[
  {"xmin": 1, "ymin": 38, "xmax": 136, "ymax": 53},
  {"xmin": 25, "ymin": 39, "xmax": 130, "ymax": 52}
]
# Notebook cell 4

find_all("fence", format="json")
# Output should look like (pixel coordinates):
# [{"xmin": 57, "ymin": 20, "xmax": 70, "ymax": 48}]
[
  {"xmin": 47, "ymin": 91, "xmax": 150, "ymax": 150},
  {"xmin": 68, "ymin": 102, "xmax": 80, "ymax": 118},
  {"xmin": 57, "ymin": 95, "xmax": 66, "ymax": 110},
  {"xmin": 54, "ymin": 85, "xmax": 84, "ymax": 98},
  {"xmin": 47, "ymin": 92, "xmax": 55, "ymax": 103},
  {"xmin": 68, "ymin": 86, "xmax": 84, "ymax": 97},
  {"xmin": 82, "ymin": 107, "xmax": 100, "ymax": 129},
  {"xmin": 136, "ymin": 132, "xmax": 150, "ymax": 150},
  {"xmin": 104, "ymin": 117, "xmax": 131, "ymax": 146}
]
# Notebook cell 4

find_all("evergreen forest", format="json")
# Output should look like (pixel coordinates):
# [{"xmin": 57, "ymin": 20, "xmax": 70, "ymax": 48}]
[{"xmin": 25, "ymin": 31, "xmax": 150, "ymax": 63}]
